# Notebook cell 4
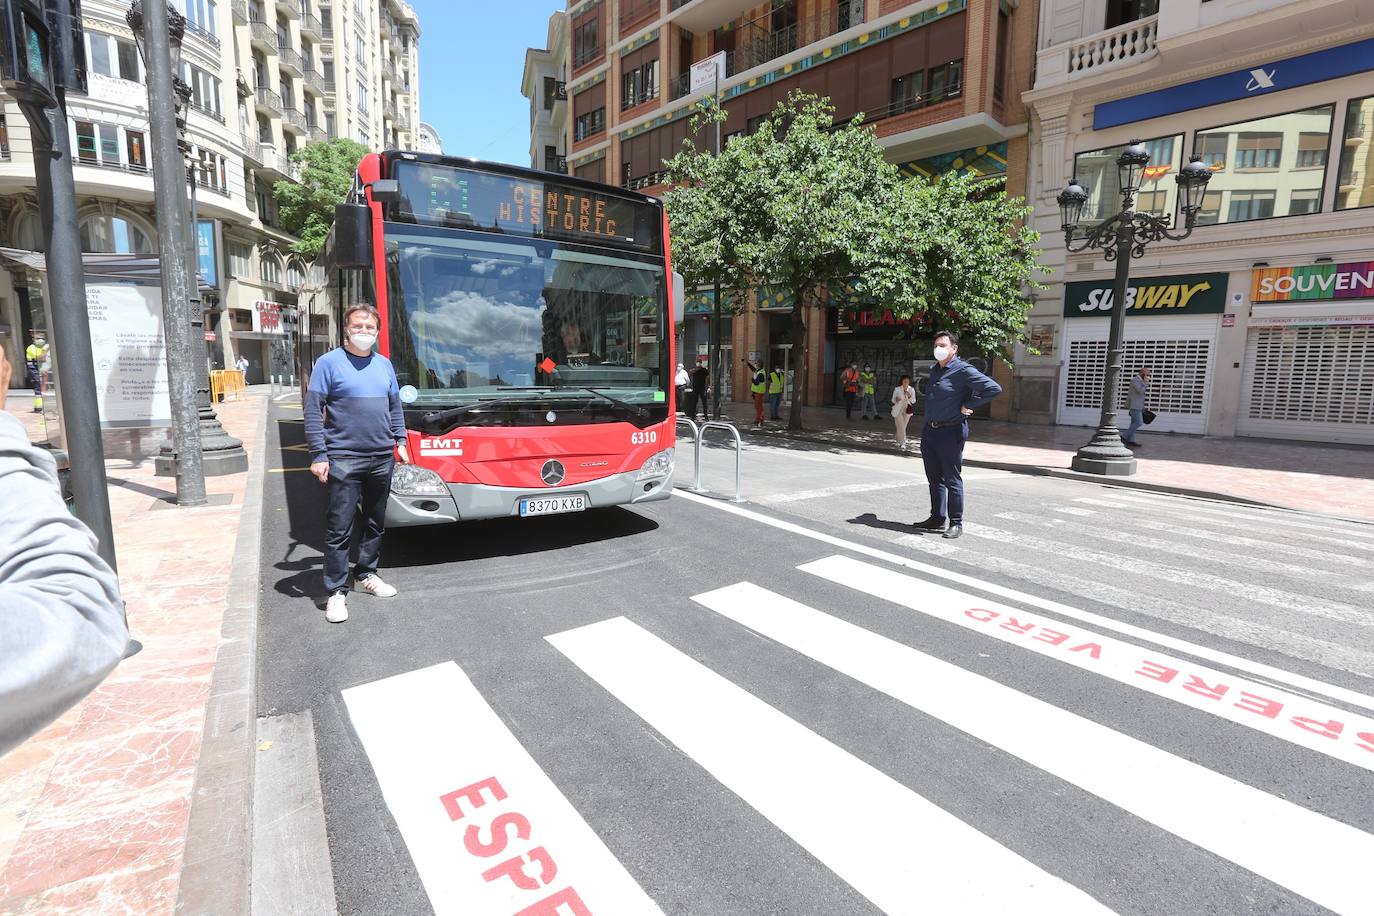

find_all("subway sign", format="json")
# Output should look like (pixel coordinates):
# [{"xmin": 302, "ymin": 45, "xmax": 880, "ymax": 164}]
[
  {"xmin": 1251, "ymin": 260, "xmax": 1374, "ymax": 302},
  {"xmin": 1063, "ymin": 273, "xmax": 1228, "ymax": 317}
]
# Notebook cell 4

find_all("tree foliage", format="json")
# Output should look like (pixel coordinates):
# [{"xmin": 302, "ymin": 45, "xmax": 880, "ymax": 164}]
[
  {"xmin": 665, "ymin": 92, "xmax": 1044, "ymax": 430},
  {"xmin": 273, "ymin": 138, "xmax": 370, "ymax": 257}
]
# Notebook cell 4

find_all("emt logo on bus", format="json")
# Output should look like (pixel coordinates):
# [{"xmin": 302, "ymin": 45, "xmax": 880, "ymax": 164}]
[
  {"xmin": 500, "ymin": 184, "xmax": 620, "ymax": 241},
  {"xmin": 419, "ymin": 437, "xmax": 463, "ymax": 457}
]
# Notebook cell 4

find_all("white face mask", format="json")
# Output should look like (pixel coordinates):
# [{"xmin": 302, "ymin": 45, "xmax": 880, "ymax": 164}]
[
  {"xmin": 349, "ymin": 332, "xmax": 377, "ymax": 352},
  {"xmin": 934, "ymin": 345, "xmax": 952, "ymax": 362}
]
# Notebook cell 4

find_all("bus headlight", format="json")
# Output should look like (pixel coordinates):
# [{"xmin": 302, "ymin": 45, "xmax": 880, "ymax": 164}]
[
  {"xmin": 391, "ymin": 464, "xmax": 449, "ymax": 496},
  {"xmin": 637, "ymin": 447, "xmax": 674, "ymax": 480}
]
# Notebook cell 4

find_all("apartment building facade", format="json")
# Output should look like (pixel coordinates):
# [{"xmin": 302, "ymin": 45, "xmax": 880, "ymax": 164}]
[
  {"xmin": 1021, "ymin": 0, "xmax": 1374, "ymax": 444},
  {"xmin": 543, "ymin": 0, "xmax": 1038, "ymax": 412},
  {"xmin": 522, "ymin": 11, "xmax": 571, "ymax": 174},
  {"xmin": 0, "ymin": 0, "xmax": 422, "ymax": 387}
]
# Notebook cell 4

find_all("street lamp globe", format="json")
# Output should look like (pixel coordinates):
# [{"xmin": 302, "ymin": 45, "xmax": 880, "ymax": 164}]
[
  {"xmin": 1176, "ymin": 154, "xmax": 1214, "ymax": 220},
  {"xmin": 1115, "ymin": 139, "xmax": 1150, "ymax": 195},
  {"xmin": 1056, "ymin": 177, "xmax": 1090, "ymax": 233}
]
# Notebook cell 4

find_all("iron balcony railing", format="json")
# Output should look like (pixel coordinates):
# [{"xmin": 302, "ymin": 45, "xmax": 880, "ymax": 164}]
[
  {"xmin": 255, "ymin": 86, "xmax": 283, "ymax": 114},
  {"xmin": 722, "ymin": 1, "xmax": 864, "ymax": 79},
  {"xmin": 301, "ymin": 11, "xmax": 323, "ymax": 38}
]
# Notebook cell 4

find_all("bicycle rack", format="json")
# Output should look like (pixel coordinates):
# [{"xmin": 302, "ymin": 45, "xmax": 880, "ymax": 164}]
[{"xmin": 694, "ymin": 421, "xmax": 744, "ymax": 503}]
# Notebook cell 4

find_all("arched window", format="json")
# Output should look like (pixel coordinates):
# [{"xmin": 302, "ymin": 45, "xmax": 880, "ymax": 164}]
[
  {"xmin": 10, "ymin": 211, "xmax": 44, "ymax": 252},
  {"xmin": 286, "ymin": 261, "xmax": 305, "ymax": 289},
  {"xmin": 79, "ymin": 213, "xmax": 155, "ymax": 254},
  {"xmin": 261, "ymin": 253, "xmax": 282, "ymax": 286}
]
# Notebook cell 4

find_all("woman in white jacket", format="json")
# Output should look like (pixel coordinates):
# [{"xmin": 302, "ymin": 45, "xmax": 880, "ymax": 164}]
[{"xmin": 891, "ymin": 374, "xmax": 918, "ymax": 450}]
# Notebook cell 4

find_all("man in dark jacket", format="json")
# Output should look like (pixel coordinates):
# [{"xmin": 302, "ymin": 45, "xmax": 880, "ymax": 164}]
[
  {"xmin": 913, "ymin": 330, "xmax": 1002, "ymax": 540},
  {"xmin": 688, "ymin": 359, "xmax": 711, "ymax": 421}
]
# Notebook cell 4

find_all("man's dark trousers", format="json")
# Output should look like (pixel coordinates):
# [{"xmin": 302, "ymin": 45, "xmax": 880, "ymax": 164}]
[
  {"xmin": 920, "ymin": 421, "xmax": 967, "ymax": 522},
  {"xmin": 323, "ymin": 454, "xmax": 394, "ymax": 594}
]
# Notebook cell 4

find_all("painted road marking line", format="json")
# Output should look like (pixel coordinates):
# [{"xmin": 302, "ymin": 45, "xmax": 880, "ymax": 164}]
[
  {"xmin": 341, "ymin": 663, "xmax": 663, "ymax": 916},
  {"xmin": 755, "ymin": 481, "xmax": 922, "ymax": 504},
  {"xmin": 1072, "ymin": 497, "xmax": 1130, "ymax": 509},
  {"xmin": 674, "ymin": 490, "xmax": 1374, "ymax": 713},
  {"xmin": 801, "ymin": 555, "xmax": 1374, "ymax": 771},
  {"xmin": 547, "ymin": 617, "xmax": 1111, "ymax": 915},
  {"xmin": 1052, "ymin": 506, "xmax": 1096, "ymax": 517},
  {"xmin": 272, "ymin": 392, "xmax": 300, "ymax": 402},
  {"xmin": 1101, "ymin": 491, "xmax": 1374, "ymax": 546},
  {"xmin": 892, "ymin": 528, "xmax": 1374, "ymax": 681},
  {"xmin": 966, "ymin": 523, "xmax": 1374, "ymax": 629},
  {"xmin": 693, "ymin": 581, "xmax": 1374, "ymax": 916},
  {"xmin": 992, "ymin": 510, "xmax": 1373, "ymax": 586}
]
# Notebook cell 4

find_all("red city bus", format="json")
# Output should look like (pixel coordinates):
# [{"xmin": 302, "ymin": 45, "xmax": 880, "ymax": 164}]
[{"xmin": 319, "ymin": 151, "xmax": 681, "ymax": 525}]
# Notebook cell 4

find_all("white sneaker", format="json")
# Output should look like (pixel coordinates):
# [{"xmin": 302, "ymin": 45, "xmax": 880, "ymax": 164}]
[
  {"xmin": 355, "ymin": 574, "xmax": 398, "ymax": 598},
  {"xmin": 325, "ymin": 592, "xmax": 348, "ymax": 623}
]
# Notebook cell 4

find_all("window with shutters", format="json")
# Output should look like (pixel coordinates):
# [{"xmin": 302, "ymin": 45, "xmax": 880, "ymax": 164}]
[
  {"xmin": 229, "ymin": 242, "xmax": 254, "ymax": 279},
  {"xmin": 1245, "ymin": 327, "xmax": 1374, "ymax": 427},
  {"xmin": 1064, "ymin": 338, "xmax": 1211, "ymax": 415},
  {"xmin": 573, "ymin": 18, "xmax": 600, "ymax": 69},
  {"xmin": 574, "ymin": 107, "xmax": 604, "ymax": 141},
  {"xmin": 1193, "ymin": 105, "xmax": 1332, "ymax": 224}
]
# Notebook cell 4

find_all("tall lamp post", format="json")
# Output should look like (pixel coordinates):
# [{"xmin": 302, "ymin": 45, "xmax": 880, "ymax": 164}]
[
  {"xmin": 126, "ymin": 1, "xmax": 246, "ymax": 502},
  {"xmin": 1056, "ymin": 142, "xmax": 1213, "ymax": 476}
]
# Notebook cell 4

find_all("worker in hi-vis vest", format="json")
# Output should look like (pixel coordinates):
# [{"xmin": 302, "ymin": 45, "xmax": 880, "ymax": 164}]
[
  {"xmin": 747, "ymin": 359, "xmax": 766, "ymax": 426},
  {"xmin": 24, "ymin": 334, "xmax": 47, "ymax": 413},
  {"xmin": 860, "ymin": 364, "xmax": 878, "ymax": 420},
  {"xmin": 767, "ymin": 365, "xmax": 785, "ymax": 420}
]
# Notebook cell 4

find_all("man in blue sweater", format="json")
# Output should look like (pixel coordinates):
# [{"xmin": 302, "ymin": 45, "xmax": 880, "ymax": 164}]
[
  {"xmin": 913, "ymin": 330, "xmax": 1002, "ymax": 540},
  {"xmin": 305, "ymin": 305, "xmax": 410, "ymax": 623}
]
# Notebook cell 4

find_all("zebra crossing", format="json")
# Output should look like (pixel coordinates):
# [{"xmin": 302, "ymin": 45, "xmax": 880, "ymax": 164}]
[{"xmin": 341, "ymin": 548, "xmax": 1374, "ymax": 916}]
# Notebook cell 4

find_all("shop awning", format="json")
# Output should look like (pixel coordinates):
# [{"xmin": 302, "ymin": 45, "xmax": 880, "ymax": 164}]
[{"xmin": 0, "ymin": 247, "xmax": 214, "ymax": 292}]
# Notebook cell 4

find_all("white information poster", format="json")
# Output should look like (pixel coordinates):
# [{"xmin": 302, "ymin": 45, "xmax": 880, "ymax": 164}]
[{"xmin": 86, "ymin": 282, "xmax": 172, "ymax": 428}]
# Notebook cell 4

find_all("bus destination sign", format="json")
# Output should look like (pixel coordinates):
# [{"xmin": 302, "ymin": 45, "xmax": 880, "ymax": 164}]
[{"xmin": 392, "ymin": 162, "xmax": 658, "ymax": 253}]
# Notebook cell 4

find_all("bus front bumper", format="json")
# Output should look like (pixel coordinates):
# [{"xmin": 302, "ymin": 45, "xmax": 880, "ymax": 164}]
[{"xmin": 385, "ymin": 466, "xmax": 674, "ymax": 526}]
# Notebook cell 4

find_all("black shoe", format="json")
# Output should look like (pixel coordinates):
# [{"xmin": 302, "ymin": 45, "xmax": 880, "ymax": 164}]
[
  {"xmin": 943, "ymin": 522, "xmax": 963, "ymax": 539},
  {"xmin": 913, "ymin": 516, "xmax": 947, "ymax": 531},
  {"xmin": 1124, "ymin": 440, "xmax": 1140, "ymax": 448}
]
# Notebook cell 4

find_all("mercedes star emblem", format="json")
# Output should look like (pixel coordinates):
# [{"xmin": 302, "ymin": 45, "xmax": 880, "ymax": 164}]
[{"xmin": 541, "ymin": 459, "xmax": 566, "ymax": 486}]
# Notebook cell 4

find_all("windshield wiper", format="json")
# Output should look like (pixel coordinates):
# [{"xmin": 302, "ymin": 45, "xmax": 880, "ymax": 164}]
[
  {"xmin": 419, "ymin": 393, "xmax": 542, "ymax": 431},
  {"xmin": 564, "ymin": 387, "xmax": 649, "ymax": 418}
]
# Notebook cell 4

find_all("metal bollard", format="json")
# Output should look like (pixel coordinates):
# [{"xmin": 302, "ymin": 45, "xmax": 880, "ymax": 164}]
[{"xmin": 696, "ymin": 421, "xmax": 744, "ymax": 502}]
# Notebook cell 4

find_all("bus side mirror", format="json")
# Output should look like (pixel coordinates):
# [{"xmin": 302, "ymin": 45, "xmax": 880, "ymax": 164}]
[
  {"xmin": 672, "ymin": 271, "xmax": 685, "ymax": 314},
  {"xmin": 334, "ymin": 203, "xmax": 372, "ymax": 268}
]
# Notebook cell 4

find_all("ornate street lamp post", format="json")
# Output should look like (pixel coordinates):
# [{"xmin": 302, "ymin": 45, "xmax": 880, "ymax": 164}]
[{"xmin": 1057, "ymin": 142, "xmax": 1213, "ymax": 476}]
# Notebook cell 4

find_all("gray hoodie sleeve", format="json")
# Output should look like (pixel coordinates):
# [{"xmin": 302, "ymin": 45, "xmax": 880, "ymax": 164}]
[{"xmin": 0, "ymin": 412, "xmax": 127, "ymax": 756}]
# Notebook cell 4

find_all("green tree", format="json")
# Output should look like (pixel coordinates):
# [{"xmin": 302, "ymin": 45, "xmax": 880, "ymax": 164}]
[
  {"xmin": 665, "ymin": 92, "xmax": 1043, "ymax": 431},
  {"xmin": 273, "ymin": 138, "xmax": 369, "ymax": 257}
]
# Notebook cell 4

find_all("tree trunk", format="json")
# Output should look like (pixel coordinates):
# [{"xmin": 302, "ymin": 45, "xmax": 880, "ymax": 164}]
[{"xmin": 787, "ymin": 289, "xmax": 808, "ymax": 432}]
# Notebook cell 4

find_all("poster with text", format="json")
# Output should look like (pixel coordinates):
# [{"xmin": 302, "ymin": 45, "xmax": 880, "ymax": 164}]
[{"xmin": 87, "ymin": 282, "xmax": 172, "ymax": 428}]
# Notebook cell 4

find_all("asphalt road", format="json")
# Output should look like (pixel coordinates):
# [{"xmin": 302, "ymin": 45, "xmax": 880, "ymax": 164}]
[{"xmin": 256, "ymin": 396, "xmax": 1374, "ymax": 916}]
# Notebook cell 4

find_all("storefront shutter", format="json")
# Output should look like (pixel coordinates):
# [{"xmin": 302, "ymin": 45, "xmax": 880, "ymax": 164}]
[{"xmin": 1237, "ymin": 325, "xmax": 1374, "ymax": 444}]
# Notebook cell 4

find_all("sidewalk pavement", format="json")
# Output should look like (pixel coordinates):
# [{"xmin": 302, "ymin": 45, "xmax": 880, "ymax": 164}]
[
  {"xmin": 713, "ymin": 401, "xmax": 1374, "ymax": 522},
  {"xmin": 0, "ymin": 388, "xmax": 269, "ymax": 915}
]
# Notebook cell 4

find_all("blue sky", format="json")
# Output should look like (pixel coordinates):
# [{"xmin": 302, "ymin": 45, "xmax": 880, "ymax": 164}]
[{"xmin": 411, "ymin": 0, "xmax": 564, "ymax": 167}]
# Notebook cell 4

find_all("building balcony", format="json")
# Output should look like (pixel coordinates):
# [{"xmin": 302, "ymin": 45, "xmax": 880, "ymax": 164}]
[
  {"xmin": 276, "ymin": 0, "xmax": 302, "ymax": 19},
  {"xmin": 302, "ymin": 69, "xmax": 325, "ymax": 95},
  {"xmin": 278, "ymin": 46, "xmax": 304, "ymax": 76},
  {"xmin": 1035, "ymin": 14, "xmax": 1158, "ymax": 90},
  {"xmin": 301, "ymin": 11, "xmax": 323, "ymax": 39},
  {"xmin": 255, "ymin": 86, "xmax": 283, "ymax": 115},
  {"xmin": 384, "ymin": 100, "xmax": 397, "ymax": 122},
  {"xmin": 249, "ymin": 20, "xmax": 277, "ymax": 53},
  {"xmin": 668, "ymin": 71, "xmax": 691, "ymax": 101},
  {"xmin": 257, "ymin": 144, "xmax": 300, "ymax": 182},
  {"xmin": 281, "ymin": 107, "xmax": 308, "ymax": 134},
  {"xmin": 241, "ymin": 133, "xmax": 264, "ymax": 164},
  {"xmin": 308, "ymin": 125, "xmax": 328, "ymax": 143},
  {"xmin": 185, "ymin": 20, "xmax": 220, "ymax": 49},
  {"xmin": 232, "ymin": 0, "xmax": 248, "ymax": 23},
  {"xmin": 379, "ymin": 14, "xmax": 392, "ymax": 38}
]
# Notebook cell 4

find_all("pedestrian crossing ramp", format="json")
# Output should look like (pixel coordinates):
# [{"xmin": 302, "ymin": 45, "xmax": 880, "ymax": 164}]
[{"xmin": 343, "ymin": 555, "xmax": 1374, "ymax": 916}]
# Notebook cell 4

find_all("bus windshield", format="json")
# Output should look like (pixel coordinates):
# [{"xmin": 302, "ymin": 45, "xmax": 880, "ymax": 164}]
[{"xmin": 384, "ymin": 224, "xmax": 668, "ymax": 420}]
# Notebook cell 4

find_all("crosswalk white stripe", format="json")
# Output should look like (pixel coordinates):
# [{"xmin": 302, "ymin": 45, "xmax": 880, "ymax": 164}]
[
  {"xmin": 1095, "ymin": 509, "xmax": 1374, "ymax": 570},
  {"xmin": 676, "ymin": 490, "xmax": 1374, "ymax": 713},
  {"xmin": 755, "ymin": 481, "xmax": 922, "ymax": 504},
  {"xmin": 692, "ymin": 581, "xmax": 1374, "ymax": 916},
  {"xmin": 993, "ymin": 510, "xmax": 1374, "ymax": 588},
  {"xmin": 1093, "ymin": 492, "xmax": 1374, "ymax": 546},
  {"xmin": 342, "ymin": 663, "xmax": 664, "ymax": 916},
  {"xmin": 800, "ymin": 555, "xmax": 1374, "ymax": 771},
  {"xmin": 966, "ymin": 523, "xmax": 1374, "ymax": 629},
  {"xmin": 547, "ymin": 617, "xmax": 1113, "ymax": 916},
  {"xmin": 893, "ymin": 531, "xmax": 1374, "ymax": 677}
]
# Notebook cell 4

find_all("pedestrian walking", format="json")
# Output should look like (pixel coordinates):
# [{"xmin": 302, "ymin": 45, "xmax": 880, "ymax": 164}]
[
  {"xmin": 689, "ymin": 359, "xmax": 711, "ymax": 421},
  {"xmin": 305, "ymin": 305, "xmax": 411, "ymax": 624},
  {"xmin": 747, "ymin": 359, "xmax": 767, "ymax": 426},
  {"xmin": 24, "ymin": 332, "xmax": 46, "ymax": 412},
  {"xmin": 767, "ymin": 364, "xmax": 784, "ymax": 420},
  {"xmin": 674, "ymin": 362, "xmax": 690, "ymax": 414},
  {"xmin": 891, "ymin": 373, "xmax": 917, "ymax": 450},
  {"xmin": 913, "ymin": 331, "xmax": 1002, "ymax": 539},
  {"xmin": 1124, "ymin": 367, "xmax": 1150, "ymax": 448},
  {"xmin": 235, "ymin": 353, "xmax": 250, "ymax": 375},
  {"xmin": 0, "ymin": 348, "xmax": 127, "ymax": 756},
  {"xmin": 840, "ymin": 363, "xmax": 860, "ymax": 419},
  {"xmin": 860, "ymin": 364, "xmax": 878, "ymax": 419}
]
